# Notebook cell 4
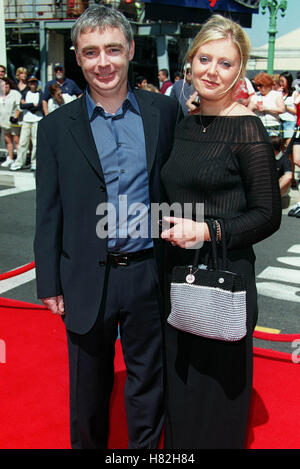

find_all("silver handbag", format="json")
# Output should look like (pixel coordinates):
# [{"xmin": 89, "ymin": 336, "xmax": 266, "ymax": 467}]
[{"xmin": 167, "ymin": 220, "xmax": 247, "ymax": 342}]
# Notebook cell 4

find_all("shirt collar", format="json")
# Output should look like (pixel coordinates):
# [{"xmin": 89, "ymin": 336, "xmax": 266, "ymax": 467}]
[{"xmin": 86, "ymin": 86, "xmax": 140, "ymax": 122}]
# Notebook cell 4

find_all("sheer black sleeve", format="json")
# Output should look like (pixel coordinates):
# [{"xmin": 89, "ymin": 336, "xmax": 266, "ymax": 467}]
[{"xmin": 224, "ymin": 118, "xmax": 281, "ymax": 249}]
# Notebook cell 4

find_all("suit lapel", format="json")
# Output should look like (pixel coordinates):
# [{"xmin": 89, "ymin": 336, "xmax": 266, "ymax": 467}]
[
  {"xmin": 67, "ymin": 90, "xmax": 160, "ymax": 180},
  {"xmin": 67, "ymin": 94, "xmax": 105, "ymax": 181},
  {"xmin": 134, "ymin": 90, "xmax": 160, "ymax": 176}
]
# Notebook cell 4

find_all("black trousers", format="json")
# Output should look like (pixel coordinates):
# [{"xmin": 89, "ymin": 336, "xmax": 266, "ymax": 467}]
[{"xmin": 66, "ymin": 257, "xmax": 164, "ymax": 449}]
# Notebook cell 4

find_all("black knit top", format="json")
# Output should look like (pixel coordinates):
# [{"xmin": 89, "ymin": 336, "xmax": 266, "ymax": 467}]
[{"xmin": 161, "ymin": 115, "xmax": 282, "ymax": 250}]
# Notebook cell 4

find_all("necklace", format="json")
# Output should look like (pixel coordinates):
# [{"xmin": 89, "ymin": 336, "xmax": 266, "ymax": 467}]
[{"xmin": 198, "ymin": 101, "xmax": 238, "ymax": 133}]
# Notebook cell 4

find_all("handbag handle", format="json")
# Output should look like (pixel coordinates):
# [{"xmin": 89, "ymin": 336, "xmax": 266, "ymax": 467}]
[
  {"xmin": 219, "ymin": 219, "xmax": 228, "ymax": 271},
  {"xmin": 192, "ymin": 219, "xmax": 227, "ymax": 271}
]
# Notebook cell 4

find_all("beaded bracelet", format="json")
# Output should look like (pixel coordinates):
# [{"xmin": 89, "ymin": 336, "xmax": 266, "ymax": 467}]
[{"xmin": 212, "ymin": 220, "xmax": 222, "ymax": 243}]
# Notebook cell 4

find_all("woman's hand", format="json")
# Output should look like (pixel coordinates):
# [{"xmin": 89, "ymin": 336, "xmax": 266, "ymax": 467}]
[
  {"xmin": 160, "ymin": 217, "xmax": 210, "ymax": 249},
  {"xmin": 186, "ymin": 91, "xmax": 201, "ymax": 114}
]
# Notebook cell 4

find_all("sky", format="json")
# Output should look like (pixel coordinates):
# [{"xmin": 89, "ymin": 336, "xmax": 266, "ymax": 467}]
[{"xmin": 245, "ymin": 0, "xmax": 299, "ymax": 47}]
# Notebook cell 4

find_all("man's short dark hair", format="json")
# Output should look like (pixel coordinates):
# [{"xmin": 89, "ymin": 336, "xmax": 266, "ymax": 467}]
[
  {"xmin": 71, "ymin": 5, "xmax": 134, "ymax": 50},
  {"xmin": 159, "ymin": 69, "xmax": 168, "ymax": 78}
]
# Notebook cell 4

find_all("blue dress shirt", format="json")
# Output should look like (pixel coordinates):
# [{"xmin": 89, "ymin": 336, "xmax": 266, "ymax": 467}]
[{"xmin": 86, "ymin": 89, "xmax": 153, "ymax": 253}]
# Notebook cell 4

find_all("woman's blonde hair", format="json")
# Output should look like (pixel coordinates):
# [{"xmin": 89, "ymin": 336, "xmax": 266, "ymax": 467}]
[
  {"xmin": 186, "ymin": 15, "xmax": 251, "ymax": 82},
  {"xmin": 16, "ymin": 67, "xmax": 27, "ymax": 79}
]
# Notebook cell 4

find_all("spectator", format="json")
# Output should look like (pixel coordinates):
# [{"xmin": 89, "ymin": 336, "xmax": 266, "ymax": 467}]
[
  {"xmin": 249, "ymin": 72, "xmax": 285, "ymax": 136},
  {"xmin": 272, "ymin": 73, "xmax": 281, "ymax": 91},
  {"xmin": 158, "ymin": 68, "xmax": 173, "ymax": 95},
  {"xmin": 0, "ymin": 65, "xmax": 6, "ymax": 143},
  {"xmin": 10, "ymin": 76, "xmax": 43, "ymax": 171},
  {"xmin": 279, "ymin": 72, "xmax": 297, "ymax": 144},
  {"xmin": 143, "ymin": 83, "xmax": 160, "ymax": 93},
  {"xmin": 279, "ymin": 71, "xmax": 297, "ymax": 187},
  {"xmin": 0, "ymin": 64, "xmax": 6, "ymax": 95},
  {"xmin": 135, "ymin": 75, "xmax": 148, "ymax": 89},
  {"xmin": 170, "ymin": 63, "xmax": 193, "ymax": 115},
  {"xmin": 270, "ymin": 136, "xmax": 292, "ymax": 196},
  {"xmin": 0, "ymin": 64, "xmax": 6, "ymax": 80},
  {"xmin": 288, "ymin": 82, "xmax": 300, "ymax": 217},
  {"xmin": 173, "ymin": 71, "xmax": 183, "ymax": 82},
  {"xmin": 165, "ymin": 71, "xmax": 183, "ymax": 97},
  {"xmin": 16, "ymin": 67, "xmax": 29, "ymax": 95},
  {"xmin": 233, "ymin": 76, "xmax": 255, "ymax": 106},
  {"xmin": 47, "ymin": 83, "xmax": 77, "ymax": 113},
  {"xmin": 0, "ymin": 78, "xmax": 21, "ymax": 167},
  {"xmin": 42, "ymin": 63, "xmax": 82, "ymax": 115}
]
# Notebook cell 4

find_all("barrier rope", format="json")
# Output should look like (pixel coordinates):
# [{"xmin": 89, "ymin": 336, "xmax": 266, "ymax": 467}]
[
  {"xmin": 253, "ymin": 347, "xmax": 296, "ymax": 363},
  {"xmin": 253, "ymin": 330, "xmax": 300, "ymax": 342},
  {"xmin": 0, "ymin": 261, "xmax": 35, "ymax": 281},
  {"xmin": 1, "ymin": 262, "xmax": 300, "ymax": 355}
]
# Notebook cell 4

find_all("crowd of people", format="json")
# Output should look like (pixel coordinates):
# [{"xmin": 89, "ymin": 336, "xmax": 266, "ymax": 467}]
[
  {"xmin": 0, "ymin": 63, "xmax": 82, "ymax": 171},
  {"xmin": 1, "ymin": 57, "xmax": 300, "ymax": 202},
  {"xmin": 140, "ymin": 66, "xmax": 300, "ymax": 216}
]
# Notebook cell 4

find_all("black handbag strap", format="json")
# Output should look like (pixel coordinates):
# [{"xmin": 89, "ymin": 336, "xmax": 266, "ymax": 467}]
[
  {"xmin": 219, "ymin": 219, "xmax": 228, "ymax": 271},
  {"xmin": 192, "ymin": 219, "xmax": 228, "ymax": 271}
]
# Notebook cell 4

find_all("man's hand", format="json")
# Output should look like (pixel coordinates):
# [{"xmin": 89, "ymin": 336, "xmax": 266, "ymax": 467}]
[{"xmin": 42, "ymin": 295, "xmax": 65, "ymax": 315}]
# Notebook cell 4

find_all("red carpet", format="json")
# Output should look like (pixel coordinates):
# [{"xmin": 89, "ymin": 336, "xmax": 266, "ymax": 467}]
[{"xmin": 0, "ymin": 295, "xmax": 300, "ymax": 449}]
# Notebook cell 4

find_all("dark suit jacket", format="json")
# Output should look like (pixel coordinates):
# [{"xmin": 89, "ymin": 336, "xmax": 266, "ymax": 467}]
[{"xmin": 34, "ymin": 89, "xmax": 179, "ymax": 334}]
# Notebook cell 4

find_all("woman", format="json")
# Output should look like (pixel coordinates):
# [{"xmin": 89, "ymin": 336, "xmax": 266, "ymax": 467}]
[
  {"xmin": 279, "ymin": 71, "xmax": 297, "ymax": 187},
  {"xmin": 15, "ymin": 67, "xmax": 29, "ymax": 95},
  {"xmin": 47, "ymin": 83, "xmax": 76, "ymax": 113},
  {"xmin": 293, "ymin": 86, "xmax": 300, "ymax": 172},
  {"xmin": 0, "ymin": 78, "xmax": 21, "ymax": 168},
  {"xmin": 160, "ymin": 15, "xmax": 281, "ymax": 449},
  {"xmin": 279, "ymin": 71, "xmax": 297, "ymax": 145},
  {"xmin": 249, "ymin": 72, "xmax": 285, "ymax": 136},
  {"xmin": 288, "ymin": 82, "xmax": 300, "ymax": 217}
]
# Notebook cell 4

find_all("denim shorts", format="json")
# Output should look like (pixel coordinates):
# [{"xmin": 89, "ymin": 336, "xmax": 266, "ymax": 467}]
[{"xmin": 281, "ymin": 120, "xmax": 296, "ymax": 139}]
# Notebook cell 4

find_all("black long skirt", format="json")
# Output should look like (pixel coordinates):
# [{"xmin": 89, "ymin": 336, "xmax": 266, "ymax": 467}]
[{"xmin": 163, "ymin": 244, "xmax": 258, "ymax": 449}]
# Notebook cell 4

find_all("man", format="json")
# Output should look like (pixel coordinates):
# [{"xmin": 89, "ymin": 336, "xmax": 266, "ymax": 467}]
[
  {"xmin": 0, "ymin": 64, "xmax": 6, "ymax": 94},
  {"xmin": 0, "ymin": 65, "xmax": 6, "ymax": 144},
  {"xmin": 34, "ymin": 5, "xmax": 179, "ymax": 449},
  {"xmin": 47, "ymin": 83, "xmax": 77, "ymax": 113},
  {"xmin": 158, "ymin": 68, "xmax": 172, "ymax": 95},
  {"xmin": 42, "ymin": 62, "xmax": 82, "ymax": 115},
  {"xmin": 270, "ymin": 136, "xmax": 293, "ymax": 196},
  {"xmin": 10, "ymin": 76, "xmax": 43, "ymax": 171},
  {"xmin": 170, "ymin": 63, "xmax": 193, "ymax": 115},
  {"xmin": 135, "ymin": 75, "xmax": 148, "ymax": 89}
]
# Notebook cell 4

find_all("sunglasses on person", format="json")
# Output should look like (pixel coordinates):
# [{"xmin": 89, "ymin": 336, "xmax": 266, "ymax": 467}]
[{"xmin": 256, "ymin": 84, "xmax": 264, "ymax": 88}]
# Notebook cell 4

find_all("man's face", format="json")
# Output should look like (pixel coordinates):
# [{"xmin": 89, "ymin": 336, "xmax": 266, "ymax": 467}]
[
  {"xmin": 138, "ymin": 79, "xmax": 147, "ymax": 88},
  {"xmin": 0, "ymin": 67, "xmax": 5, "ymax": 79},
  {"xmin": 55, "ymin": 67, "xmax": 64, "ymax": 80},
  {"xmin": 75, "ymin": 27, "xmax": 134, "ymax": 101},
  {"xmin": 158, "ymin": 71, "xmax": 166, "ymax": 83},
  {"xmin": 185, "ymin": 69, "xmax": 192, "ymax": 84},
  {"xmin": 28, "ymin": 81, "xmax": 38, "ymax": 91}
]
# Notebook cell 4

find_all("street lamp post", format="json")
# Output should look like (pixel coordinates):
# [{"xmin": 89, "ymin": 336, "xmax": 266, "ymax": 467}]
[{"xmin": 260, "ymin": 0, "xmax": 288, "ymax": 75}]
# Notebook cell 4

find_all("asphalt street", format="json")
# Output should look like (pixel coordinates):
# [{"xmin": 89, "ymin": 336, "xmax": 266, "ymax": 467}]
[{"xmin": 0, "ymin": 162, "xmax": 299, "ymax": 354}]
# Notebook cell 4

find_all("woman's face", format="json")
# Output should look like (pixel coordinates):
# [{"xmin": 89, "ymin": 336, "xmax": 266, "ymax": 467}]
[
  {"xmin": 256, "ymin": 83, "xmax": 271, "ymax": 96},
  {"xmin": 191, "ymin": 36, "xmax": 241, "ymax": 102},
  {"xmin": 4, "ymin": 83, "xmax": 10, "ymax": 95},
  {"xmin": 19, "ymin": 71, "xmax": 27, "ymax": 81},
  {"xmin": 279, "ymin": 76, "xmax": 288, "ymax": 91}
]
